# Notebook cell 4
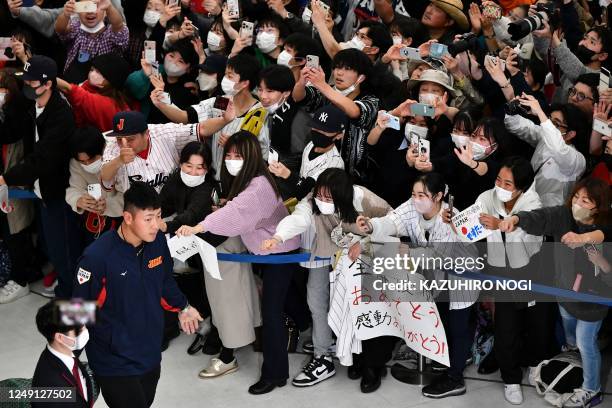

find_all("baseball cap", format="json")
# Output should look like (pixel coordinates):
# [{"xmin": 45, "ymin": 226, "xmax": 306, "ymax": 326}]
[
  {"xmin": 107, "ymin": 111, "xmax": 148, "ymax": 137},
  {"xmin": 310, "ymin": 104, "xmax": 347, "ymax": 133},
  {"xmin": 198, "ymin": 54, "xmax": 227, "ymax": 76},
  {"xmin": 21, "ymin": 55, "xmax": 57, "ymax": 82}
]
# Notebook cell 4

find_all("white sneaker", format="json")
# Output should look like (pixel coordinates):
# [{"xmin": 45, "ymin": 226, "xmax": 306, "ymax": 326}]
[
  {"xmin": 504, "ymin": 384, "xmax": 524, "ymax": 405},
  {"xmin": 563, "ymin": 388, "xmax": 603, "ymax": 408},
  {"xmin": 528, "ymin": 366, "xmax": 538, "ymax": 387},
  {"xmin": 41, "ymin": 280, "xmax": 57, "ymax": 298},
  {"xmin": 0, "ymin": 281, "xmax": 29, "ymax": 304}
]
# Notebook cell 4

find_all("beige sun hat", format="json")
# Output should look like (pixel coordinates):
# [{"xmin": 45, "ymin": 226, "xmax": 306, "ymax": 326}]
[
  {"xmin": 430, "ymin": 0, "xmax": 469, "ymax": 31},
  {"xmin": 406, "ymin": 69, "xmax": 455, "ymax": 96}
]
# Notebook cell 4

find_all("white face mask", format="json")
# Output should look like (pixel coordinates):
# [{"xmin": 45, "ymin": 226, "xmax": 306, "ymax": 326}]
[
  {"xmin": 414, "ymin": 197, "xmax": 434, "ymax": 214},
  {"xmin": 88, "ymin": 70, "xmax": 105, "ymax": 88},
  {"xmin": 0, "ymin": 92, "xmax": 6, "ymax": 109},
  {"xmin": 80, "ymin": 158, "xmax": 103, "ymax": 174},
  {"xmin": 334, "ymin": 82, "xmax": 359, "ymax": 97},
  {"xmin": 197, "ymin": 73, "xmax": 217, "ymax": 91},
  {"xmin": 256, "ymin": 31, "xmax": 278, "ymax": 54},
  {"xmin": 277, "ymin": 50, "xmax": 293, "ymax": 67},
  {"xmin": 180, "ymin": 170, "xmax": 206, "ymax": 187},
  {"xmin": 60, "ymin": 328, "xmax": 89, "ymax": 351},
  {"xmin": 495, "ymin": 185, "xmax": 515, "ymax": 203},
  {"xmin": 143, "ymin": 10, "xmax": 161, "ymax": 27},
  {"xmin": 451, "ymin": 133, "xmax": 470, "ymax": 148},
  {"xmin": 225, "ymin": 159, "xmax": 243, "ymax": 176},
  {"xmin": 266, "ymin": 95, "xmax": 287, "ymax": 115},
  {"xmin": 419, "ymin": 92, "xmax": 439, "ymax": 105},
  {"xmin": 80, "ymin": 21, "xmax": 105, "ymax": 34},
  {"xmin": 315, "ymin": 197, "xmax": 335, "ymax": 215},
  {"xmin": 221, "ymin": 76, "xmax": 239, "ymax": 96},
  {"xmin": 207, "ymin": 31, "xmax": 222, "ymax": 51},
  {"xmin": 471, "ymin": 141, "xmax": 491, "ymax": 161},
  {"xmin": 164, "ymin": 59, "xmax": 187, "ymax": 77},
  {"xmin": 343, "ymin": 36, "xmax": 365, "ymax": 51},
  {"xmin": 405, "ymin": 123, "xmax": 428, "ymax": 140},
  {"xmin": 392, "ymin": 35, "xmax": 402, "ymax": 45}
]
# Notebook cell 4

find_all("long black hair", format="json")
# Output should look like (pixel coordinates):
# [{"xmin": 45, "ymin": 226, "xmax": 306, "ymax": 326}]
[
  {"xmin": 311, "ymin": 168, "xmax": 358, "ymax": 223},
  {"xmin": 221, "ymin": 131, "xmax": 279, "ymax": 200}
]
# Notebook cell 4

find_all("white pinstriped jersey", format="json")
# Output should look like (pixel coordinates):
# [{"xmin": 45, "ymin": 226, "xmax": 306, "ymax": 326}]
[
  {"xmin": 102, "ymin": 123, "xmax": 199, "ymax": 193},
  {"xmin": 190, "ymin": 97, "xmax": 270, "ymax": 179},
  {"xmin": 298, "ymin": 143, "xmax": 344, "ymax": 269}
]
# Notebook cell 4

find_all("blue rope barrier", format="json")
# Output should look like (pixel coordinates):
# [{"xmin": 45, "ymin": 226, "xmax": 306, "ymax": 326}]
[{"xmin": 9, "ymin": 189, "xmax": 38, "ymax": 200}]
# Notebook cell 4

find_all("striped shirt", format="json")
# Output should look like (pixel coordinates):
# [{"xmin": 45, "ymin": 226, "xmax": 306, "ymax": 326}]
[
  {"xmin": 189, "ymin": 97, "xmax": 270, "ymax": 178},
  {"xmin": 102, "ymin": 123, "xmax": 199, "ymax": 193}
]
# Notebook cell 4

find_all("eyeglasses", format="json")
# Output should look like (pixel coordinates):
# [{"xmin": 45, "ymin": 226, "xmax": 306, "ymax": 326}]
[{"xmin": 569, "ymin": 87, "xmax": 594, "ymax": 102}]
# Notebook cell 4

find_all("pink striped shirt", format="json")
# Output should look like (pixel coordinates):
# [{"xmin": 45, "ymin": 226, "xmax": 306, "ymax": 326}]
[{"xmin": 201, "ymin": 176, "xmax": 300, "ymax": 255}]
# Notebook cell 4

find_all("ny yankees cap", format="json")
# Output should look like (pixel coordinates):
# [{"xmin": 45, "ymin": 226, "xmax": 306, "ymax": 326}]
[
  {"xmin": 107, "ymin": 111, "xmax": 148, "ymax": 137},
  {"xmin": 21, "ymin": 55, "xmax": 57, "ymax": 82},
  {"xmin": 310, "ymin": 104, "xmax": 347, "ymax": 133}
]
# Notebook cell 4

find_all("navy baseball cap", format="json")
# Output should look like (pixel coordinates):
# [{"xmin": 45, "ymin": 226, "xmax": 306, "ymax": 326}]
[
  {"xmin": 107, "ymin": 111, "xmax": 148, "ymax": 137},
  {"xmin": 310, "ymin": 104, "xmax": 347, "ymax": 133},
  {"xmin": 198, "ymin": 54, "xmax": 227, "ymax": 75},
  {"xmin": 21, "ymin": 55, "xmax": 57, "ymax": 82}
]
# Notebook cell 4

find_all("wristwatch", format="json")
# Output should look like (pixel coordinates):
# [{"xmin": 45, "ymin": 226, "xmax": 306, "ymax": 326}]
[{"xmin": 180, "ymin": 303, "xmax": 190, "ymax": 314}]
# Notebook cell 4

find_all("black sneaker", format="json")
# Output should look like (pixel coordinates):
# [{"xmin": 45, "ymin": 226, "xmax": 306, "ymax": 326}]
[
  {"xmin": 422, "ymin": 375, "xmax": 466, "ymax": 399},
  {"xmin": 302, "ymin": 340, "xmax": 314, "ymax": 354},
  {"xmin": 292, "ymin": 355, "xmax": 336, "ymax": 387}
]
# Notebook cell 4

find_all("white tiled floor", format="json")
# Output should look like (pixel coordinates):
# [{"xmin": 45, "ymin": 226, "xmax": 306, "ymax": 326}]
[{"xmin": 1, "ymin": 292, "xmax": 611, "ymax": 408}]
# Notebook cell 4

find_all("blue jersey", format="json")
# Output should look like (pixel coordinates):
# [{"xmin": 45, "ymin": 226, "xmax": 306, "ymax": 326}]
[{"xmin": 72, "ymin": 229, "xmax": 187, "ymax": 376}]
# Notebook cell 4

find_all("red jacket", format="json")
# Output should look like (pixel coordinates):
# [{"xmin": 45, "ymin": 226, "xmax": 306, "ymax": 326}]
[
  {"xmin": 591, "ymin": 162, "xmax": 611, "ymax": 186},
  {"xmin": 68, "ymin": 81, "xmax": 139, "ymax": 132}
]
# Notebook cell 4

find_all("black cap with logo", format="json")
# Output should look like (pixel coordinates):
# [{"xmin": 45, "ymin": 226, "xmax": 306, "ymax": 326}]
[
  {"xmin": 21, "ymin": 55, "xmax": 57, "ymax": 82},
  {"xmin": 107, "ymin": 111, "xmax": 148, "ymax": 137}
]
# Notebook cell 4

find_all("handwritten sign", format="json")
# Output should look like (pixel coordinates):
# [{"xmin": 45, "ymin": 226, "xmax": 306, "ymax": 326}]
[
  {"xmin": 334, "ymin": 248, "xmax": 449, "ymax": 367},
  {"xmin": 451, "ymin": 202, "xmax": 492, "ymax": 243},
  {"xmin": 167, "ymin": 235, "xmax": 221, "ymax": 280}
]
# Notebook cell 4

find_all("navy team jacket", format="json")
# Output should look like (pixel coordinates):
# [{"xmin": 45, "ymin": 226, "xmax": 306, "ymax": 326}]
[{"xmin": 72, "ymin": 229, "xmax": 187, "ymax": 376}]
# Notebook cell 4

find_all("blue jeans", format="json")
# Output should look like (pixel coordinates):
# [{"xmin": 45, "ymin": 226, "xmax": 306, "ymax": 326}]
[{"xmin": 559, "ymin": 305, "xmax": 603, "ymax": 392}]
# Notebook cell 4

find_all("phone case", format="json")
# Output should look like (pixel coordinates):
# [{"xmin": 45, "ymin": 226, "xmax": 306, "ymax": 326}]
[
  {"xmin": 144, "ymin": 41, "xmax": 156, "ymax": 63},
  {"xmin": 306, "ymin": 55, "xmax": 319, "ymax": 68},
  {"xmin": 593, "ymin": 118, "xmax": 611, "ymax": 137}
]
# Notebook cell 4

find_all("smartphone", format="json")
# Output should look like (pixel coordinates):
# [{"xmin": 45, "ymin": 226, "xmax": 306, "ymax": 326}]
[
  {"xmin": 227, "ymin": 0, "xmax": 240, "ymax": 18},
  {"xmin": 151, "ymin": 61, "xmax": 159, "ymax": 76},
  {"xmin": 599, "ymin": 67, "xmax": 610, "ymax": 94},
  {"xmin": 410, "ymin": 103, "xmax": 435, "ymax": 117},
  {"xmin": 87, "ymin": 184, "xmax": 102, "ymax": 200},
  {"xmin": 74, "ymin": 0, "xmax": 97, "ymax": 13},
  {"xmin": 214, "ymin": 96, "xmax": 230, "ymax": 110},
  {"xmin": 240, "ymin": 21, "xmax": 254, "ymax": 45},
  {"xmin": 144, "ymin": 40, "xmax": 156, "ymax": 64},
  {"xmin": 55, "ymin": 299, "xmax": 97, "ymax": 326},
  {"xmin": 448, "ymin": 194, "xmax": 454, "ymax": 217},
  {"xmin": 429, "ymin": 43, "xmax": 448, "ymax": 59},
  {"xmin": 593, "ymin": 117, "xmax": 612, "ymax": 137},
  {"xmin": 400, "ymin": 47, "xmax": 421, "ymax": 60},
  {"xmin": 160, "ymin": 92, "xmax": 171, "ymax": 105},
  {"xmin": 306, "ymin": 54, "xmax": 319, "ymax": 68},
  {"xmin": 418, "ymin": 138, "xmax": 431, "ymax": 160},
  {"xmin": 21, "ymin": 0, "xmax": 35, "ymax": 6},
  {"xmin": 410, "ymin": 133, "xmax": 420, "ymax": 150},
  {"xmin": 318, "ymin": 1, "xmax": 330, "ymax": 16},
  {"xmin": 0, "ymin": 38, "xmax": 15, "ymax": 62},
  {"xmin": 382, "ymin": 112, "xmax": 400, "ymax": 130},
  {"xmin": 166, "ymin": 0, "xmax": 179, "ymax": 6}
]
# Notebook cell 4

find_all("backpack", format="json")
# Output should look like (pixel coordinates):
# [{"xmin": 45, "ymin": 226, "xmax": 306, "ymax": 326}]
[{"xmin": 533, "ymin": 351, "xmax": 584, "ymax": 407}]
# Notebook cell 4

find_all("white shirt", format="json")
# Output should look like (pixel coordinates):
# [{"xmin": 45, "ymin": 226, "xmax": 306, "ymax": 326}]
[
  {"xmin": 46, "ymin": 345, "xmax": 88, "ymax": 401},
  {"xmin": 32, "ymin": 104, "xmax": 45, "ymax": 199}
]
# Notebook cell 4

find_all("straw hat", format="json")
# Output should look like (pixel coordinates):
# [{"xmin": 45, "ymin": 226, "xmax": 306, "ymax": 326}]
[{"xmin": 430, "ymin": 0, "xmax": 469, "ymax": 31}]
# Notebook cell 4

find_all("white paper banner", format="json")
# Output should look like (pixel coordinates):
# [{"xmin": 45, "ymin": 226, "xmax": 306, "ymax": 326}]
[{"xmin": 167, "ymin": 235, "xmax": 221, "ymax": 280}]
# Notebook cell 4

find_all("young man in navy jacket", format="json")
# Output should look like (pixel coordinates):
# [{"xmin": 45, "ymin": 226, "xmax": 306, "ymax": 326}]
[{"xmin": 72, "ymin": 181, "xmax": 202, "ymax": 408}]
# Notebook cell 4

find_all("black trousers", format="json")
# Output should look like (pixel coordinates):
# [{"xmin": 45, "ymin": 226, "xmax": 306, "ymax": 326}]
[
  {"xmin": 494, "ymin": 302, "xmax": 556, "ymax": 384},
  {"xmin": 96, "ymin": 365, "xmax": 161, "ymax": 408},
  {"xmin": 438, "ymin": 302, "xmax": 476, "ymax": 380},
  {"xmin": 260, "ymin": 261, "xmax": 296, "ymax": 381},
  {"xmin": 359, "ymin": 336, "xmax": 397, "ymax": 369}
]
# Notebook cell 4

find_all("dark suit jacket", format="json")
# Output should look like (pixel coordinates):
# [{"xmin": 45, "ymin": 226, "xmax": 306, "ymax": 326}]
[{"xmin": 31, "ymin": 348, "xmax": 94, "ymax": 408}]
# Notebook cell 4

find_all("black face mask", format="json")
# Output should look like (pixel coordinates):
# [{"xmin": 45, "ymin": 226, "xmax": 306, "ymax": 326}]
[
  {"xmin": 23, "ymin": 84, "xmax": 42, "ymax": 101},
  {"xmin": 603, "ymin": 154, "xmax": 612, "ymax": 171},
  {"xmin": 311, "ymin": 130, "xmax": 336, "ymax": 148},
  {"xmin": 575, "ymin": 45, "xmax": 597, "ymax": 64}
]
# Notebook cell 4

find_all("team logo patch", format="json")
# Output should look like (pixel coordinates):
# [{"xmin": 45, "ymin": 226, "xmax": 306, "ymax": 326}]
[
  {"xmin": 77, "ymin": 268, "xmax": 91, "ymax": 285},
  {"xmin": 148, "ymin": 256, "xmax": 163, "ymax": 269}
]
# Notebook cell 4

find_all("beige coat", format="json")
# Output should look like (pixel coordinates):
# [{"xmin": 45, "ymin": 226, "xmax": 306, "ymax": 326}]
[
  {"xmin": 65, "ymin": 159, "xmax": 123, "ymax": 218},
  {"xmin": 4, "ymin": 141, "xmax": 34, "ymax": 234}
]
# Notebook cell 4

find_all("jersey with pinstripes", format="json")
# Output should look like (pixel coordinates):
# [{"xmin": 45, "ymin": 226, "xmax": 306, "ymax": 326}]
[{"xmin": 102, "ymin": 123, "xmax": 199, "ymax": 193}]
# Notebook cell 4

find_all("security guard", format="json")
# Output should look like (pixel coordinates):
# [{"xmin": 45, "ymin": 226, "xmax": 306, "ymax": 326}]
[{"xmin": 72, "ymin": 182, "xmax": 202, "ymax": 408}]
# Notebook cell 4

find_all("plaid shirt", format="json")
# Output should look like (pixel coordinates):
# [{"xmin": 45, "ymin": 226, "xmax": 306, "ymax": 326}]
[{"xmin": 58, "ymin": 17, "xmax": 129, "ymax": 72}]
